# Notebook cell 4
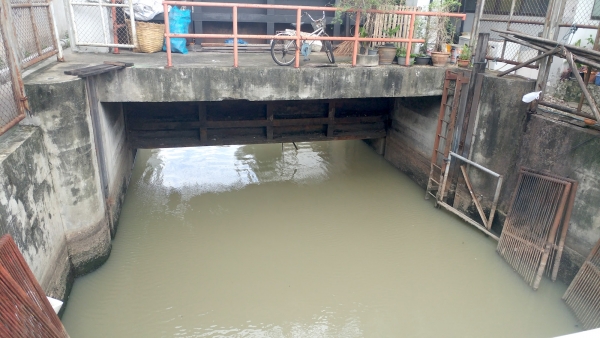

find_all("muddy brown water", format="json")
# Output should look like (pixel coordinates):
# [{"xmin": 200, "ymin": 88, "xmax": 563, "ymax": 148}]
[{"xmin": 61, "ymin": 140, "xmax": 580, "ymax": 337}]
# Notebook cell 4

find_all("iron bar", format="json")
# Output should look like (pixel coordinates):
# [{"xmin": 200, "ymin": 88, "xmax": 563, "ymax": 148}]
[
  {"xmin": 497, "ymin": 47, "xmax": 560, "ymax": 77},
  {"xmin": 448, "ymin": 152, "xmax": 501, "ymax": 177}
]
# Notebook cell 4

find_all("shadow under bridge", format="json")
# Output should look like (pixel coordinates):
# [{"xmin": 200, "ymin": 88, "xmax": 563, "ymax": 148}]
[{"xmin": 125, "ymin": 98, "xmax": 392, "ymax": 149}]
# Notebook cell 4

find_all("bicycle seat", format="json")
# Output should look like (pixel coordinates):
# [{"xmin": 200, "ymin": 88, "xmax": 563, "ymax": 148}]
[{"xmin": 290, "ymin": 22, "xmax": 305, "ymax": 27}]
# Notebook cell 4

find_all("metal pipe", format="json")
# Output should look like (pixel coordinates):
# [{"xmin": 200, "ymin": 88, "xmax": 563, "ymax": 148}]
[
  {"xmin": 98, "ymin": 0, "xmax": 109, "ymax": 51},
  {"xmin": 49, "ymin": 2, "xmax": 64, "ymax": 61},
  {"xmin": 295, "ymin": 8, "xmax": 300, "ymax": 68},
  {"xmin": 111, "ymin": 0, "xmax": 119, "ymax": 54},
  {"xmin": 233, "ymin": 6, "xmax": 238, "ymax": 67},
  {"xmin": 405, "ymin": 13, "xmax": 415, "ymax": 67},
  {"xmin": 164, "ymin": 33, "xmax": 426, "ymax": 43},
  {"xmin": 129, "ymin": 0, "xmax": 138, "ymax": 49},
  {"xmin": 352, "ymin": 10, "xmax": 360, "ymax": 67},
  {"xmin": 449, "ymin": 151, "xmax": 501, "ymax": 177},
  {"xmin": 164, "ymin": 2, "xmax": 172, "ymax": 68},
  {"xmin": 436, "ymin": 201, "xmax": 500, "ymax": 241},
  {"xmin": 487, "ymin": 175, "xmax": 503, "ymax": 230}
]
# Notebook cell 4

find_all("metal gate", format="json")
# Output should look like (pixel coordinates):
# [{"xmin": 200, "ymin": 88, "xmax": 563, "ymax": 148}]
[
  {"xmin": 9, "ymin": 0, "xmax": 63, "ymax": 68},
  {"xmin": 67, "ymin": 0, "xmax": 137, "ymax": 49}
]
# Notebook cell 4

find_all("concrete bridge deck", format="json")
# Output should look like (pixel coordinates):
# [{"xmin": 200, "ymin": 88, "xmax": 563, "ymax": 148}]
[{"xmin": 25, "ymin": 50, "xmax": 448, "ymax": 102}]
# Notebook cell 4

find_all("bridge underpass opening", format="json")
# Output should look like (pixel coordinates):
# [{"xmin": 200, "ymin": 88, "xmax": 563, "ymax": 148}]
[{"xmin": 123, "ymin": 98, "xmax": 391, "ymax": 149}]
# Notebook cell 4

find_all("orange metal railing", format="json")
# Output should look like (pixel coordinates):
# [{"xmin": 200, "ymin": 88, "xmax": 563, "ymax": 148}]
[{"xmin": 161, "ymin": 1, "xmax": 466, "ymax": 68}]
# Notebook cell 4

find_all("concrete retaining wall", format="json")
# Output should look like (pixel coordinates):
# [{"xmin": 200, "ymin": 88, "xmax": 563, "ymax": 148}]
[
  {"xmin": 0, "ymin": 126, "xmax": 72, "ymax": 299},
  {"xmin": 0, "ymin": 72, "xmax": 136, "ymax": 301}
]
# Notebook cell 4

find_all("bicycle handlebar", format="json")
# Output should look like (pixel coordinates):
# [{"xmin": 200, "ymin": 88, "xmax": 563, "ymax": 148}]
[{"xmin": 304, "ymin": 11, "xmax": 326, "ymax": 22}]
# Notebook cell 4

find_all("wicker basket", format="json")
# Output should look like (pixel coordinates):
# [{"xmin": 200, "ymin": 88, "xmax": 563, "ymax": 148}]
[{"xmin": 126, "ymin": 20, "xmax": 164, "ymax": 53}]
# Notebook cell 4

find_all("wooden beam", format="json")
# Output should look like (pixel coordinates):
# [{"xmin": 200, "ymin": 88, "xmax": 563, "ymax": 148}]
[
  {"xmin": 498, "ymin": 33, "xmax": 551, "ymax": 53},
  {"xmin": 129, "ymin": 129, "xmax": 387, "ymax": 149},
  {"xmin": 198, "ymin": 103, "xmax": 207, "ymax": 143},
  {"xmin": 460, "ymin": 165, "xmax": 489, "ymax": 228},
  {"xmin": 130, "ymin": 115, "xmax": 387, "ymax": 131},
  {"xmin": 327, "ymin": 100, "xmax": 335, "ymax": 137},
  {"xmin": 497, "ymin": 47, "xmax": 560, "ymax": 77},
  {"xmin": 266, "ymin": 103, "xmax": 274, "ymax": 140},
  {"xmin": 565, "ymin": 50, "xmax": 600, "ymax": 121}
]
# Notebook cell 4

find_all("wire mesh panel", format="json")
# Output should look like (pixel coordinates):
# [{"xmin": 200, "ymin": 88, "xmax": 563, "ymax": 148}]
[
  {"xmin": 9, "ymin": 0, "xmax": 59, "ymax": 68},
  {"xmin": 561, "ymin": 0, "xmax": 600, "ymax": 29},
  {"xmin": 0, "ymin": 9, "xmax": 26, "ymax": 136},
  {"xmin": 69, "ymin": 0, "xmax": 137, "ymax": 49},
  {"xmin": 479, "ymin": 0, "xmax": 548, "ymax": 66}
]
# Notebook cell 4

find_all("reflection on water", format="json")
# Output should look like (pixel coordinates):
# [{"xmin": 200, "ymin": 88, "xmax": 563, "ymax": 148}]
[{"xmin": 62, "ymin": 141, "xmax": 580, "ymax": 338}]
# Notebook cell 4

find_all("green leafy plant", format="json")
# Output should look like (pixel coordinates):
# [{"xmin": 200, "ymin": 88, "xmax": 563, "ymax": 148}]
[
  {"xmin": 459, "ymin": 43, "xmax": 471, "ymax": 60},
  {"xmin": 384, "ymin": 25, "xmax": 401, "ymax": 38},
  {"xmin": 396, "ymin": 46, "xmax": 406, "ymax": 57}
]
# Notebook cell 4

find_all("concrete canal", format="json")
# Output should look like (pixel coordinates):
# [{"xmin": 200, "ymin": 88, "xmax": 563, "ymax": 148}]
[{"xmin": 61, "ymin": 140, "xmax": 579, "ymax": 337}]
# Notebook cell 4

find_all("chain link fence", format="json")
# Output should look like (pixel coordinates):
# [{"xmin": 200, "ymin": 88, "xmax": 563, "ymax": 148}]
[
  {"xmin": 68, "ymin": 0, "xmax": 137, "ymax": 50},
  {"xmin": 10, "ymin": 0, "xmax": 61, "ymax": 68},
  {"xmin": 479, "ymin": 0, "xmax": 548, "ymax": 67},
  {"xmin": 561, "ymin": 0, "xmax": 600, "ymax": 28},
  {"xmin": 0, "ymin": 29, "xmax": 22, "ymax": 132}
]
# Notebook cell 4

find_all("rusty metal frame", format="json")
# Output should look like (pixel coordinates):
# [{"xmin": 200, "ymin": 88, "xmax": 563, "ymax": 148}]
[
  {"xmin": 437, "ymin": 151, "xmax": 502, "ymax": 240},
  {"xmin": 0, "ymin": 0, "xmax": 28, "ymax": 136},
  {"xmin": 9, "ymin": 0, "xmax": 62, "ymax": 68},
  {"xmin": 161, "ymin": 1, "xmax": 466, "ymax": 68}
]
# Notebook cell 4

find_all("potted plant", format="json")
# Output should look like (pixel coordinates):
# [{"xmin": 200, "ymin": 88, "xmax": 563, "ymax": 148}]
[
  {"xmin": 413, "ymin": 16, "xmax": 431, "ymax": 65},
  {"xmin": 396, "ymin": 46, "xmax": 415, "ymax": 66},
  {"xmin": 428, "ymin": 0, "xmax": 461, "ymax": 67},
  {"xmin": 457, "ymin": 44, "xmax": 470, "ymax": 68},
  {"xmin": 379, "ymin": 25, "xmax": 400, "ymax": 64}
]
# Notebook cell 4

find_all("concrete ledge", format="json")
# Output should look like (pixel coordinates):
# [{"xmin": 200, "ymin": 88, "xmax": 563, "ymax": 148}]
[{"xmin": 94, "ymin": 66, "xmax": 448, "ymax": 102}]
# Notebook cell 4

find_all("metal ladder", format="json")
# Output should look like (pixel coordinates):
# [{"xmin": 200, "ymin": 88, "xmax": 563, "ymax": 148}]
[{"xmin": 425, "ymin": 70, "xmax": 469, "ymax": 201}]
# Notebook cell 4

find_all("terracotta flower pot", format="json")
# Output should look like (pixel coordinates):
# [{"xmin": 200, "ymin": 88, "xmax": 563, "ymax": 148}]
[
  {"xmin": 457, "ymin": 59, "xmax": 470, "ymax": 68},
  {"xmin": 378, "ymin": 46, "xmax": 396, "ymax": 65},
  {"xmin": 431, "ymin": 52, "xmax": 450, "ymax": 67}
]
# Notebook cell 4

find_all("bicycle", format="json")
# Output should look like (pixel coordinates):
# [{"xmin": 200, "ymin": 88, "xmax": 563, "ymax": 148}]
[{"xmin": 270, "ymin": 11, "xmax": 335, "ymax": 66}]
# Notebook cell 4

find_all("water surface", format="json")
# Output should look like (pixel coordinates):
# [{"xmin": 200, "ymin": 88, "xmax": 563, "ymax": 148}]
[{"xmin": 62, "ymin": 141, "xmax": 580, "ymax": 337}]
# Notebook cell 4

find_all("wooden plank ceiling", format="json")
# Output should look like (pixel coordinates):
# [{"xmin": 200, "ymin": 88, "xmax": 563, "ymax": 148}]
[{"xmin": 125, "ymin": 98, "xmax": 391, "ymax": 149}]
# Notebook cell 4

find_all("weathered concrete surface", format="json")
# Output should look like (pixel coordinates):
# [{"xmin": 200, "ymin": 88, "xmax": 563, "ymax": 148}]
[
  {"xmin": 97, "ymin": 102, "xmax": 135, "ymax": 237},
  {"xmin": 23, "ymin": 76, "xmax": 111, "ymax": 276},
  {"xmin": 94, "ymin": 66, "xmax": 447, "ymax": 102},
  {"xmin": 24, "ymin": 51, "xmax": 448, "ymax": 103},
  {"xmin": 464, "ymin": 74, "xmax": 536, "ymax": 214},
  {"xmin": 0, "ymin": 126, "xmax": 72, "ymax": 299},
  {"xmin": 384, "ymin": 96, "xmax": 442, "ymax": 188}
]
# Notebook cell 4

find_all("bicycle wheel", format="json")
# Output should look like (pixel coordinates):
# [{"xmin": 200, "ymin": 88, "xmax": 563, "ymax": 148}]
[
  {"xmin": 324, "ymin": 41, "xmax": 335, "ymax": 64},
  {"xmin": 271, "ymin": 36, "xmax": 297, "ymax": 66}
]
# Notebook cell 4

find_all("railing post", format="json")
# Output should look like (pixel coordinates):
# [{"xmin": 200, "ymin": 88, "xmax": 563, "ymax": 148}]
[
  {"xmin": 233, "ymin": 6, "xmax": 238, "ymax": 67},
  {"xmin": 406, "ymin": 13, "xmax": 415, "ymax": 66},
  {"xmin": 164, "ymin": 2, "xmax": 172, "ymax": 68},
  {"xmin": 352, "ymin": 10, "xmax": 360, "ymax": 67},
  {"xmin": 295, "ymin": 8, "xmax": 301, "ymax": 68}
]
